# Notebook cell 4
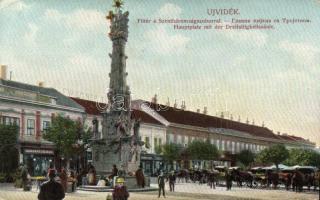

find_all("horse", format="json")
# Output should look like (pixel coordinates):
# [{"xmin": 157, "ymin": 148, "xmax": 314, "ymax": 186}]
[
  {"xmin": 266, "ymin": 171, "xmax": 279, "ymax": 189},
  {"xmin": 278, "ymin": 172, "xmax": 292, "ymax": 190},
  {"xmin": 231, "ymin": 169, "xmax": 253, "ymax": 188},
  {"xmin": 291, "ymin": 170, "xmax": 304, "ymax": 192},
  {"xmin": 176, "ymin": 169, "xmax": 189, "ymax": 183}
]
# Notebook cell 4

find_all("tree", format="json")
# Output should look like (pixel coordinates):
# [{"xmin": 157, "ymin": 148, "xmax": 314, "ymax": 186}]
[
  {"xmin": 161, "ymin": 143, "xmax": 183, "ymax": 165},
  {"xmin": 285, "ymin": 148, "xmax": 320, "ymax": 168},
  {"xmin": 186, "ymin": 140, "xmax": 220, "ymax": 161},
  {"xmin": 257, "ymin": 144, "xmax": 289, "ymax": 171},
  {"xmin": 0, "ymin": 124, "xmax": 19, "ymax": 174},
  {"xmin": 237, "ymin": 150, "xmax": 255, "ymax": 169},
  {"xmin": 43, "ymin": 115, "xmax": 86, "ymax": 168}
]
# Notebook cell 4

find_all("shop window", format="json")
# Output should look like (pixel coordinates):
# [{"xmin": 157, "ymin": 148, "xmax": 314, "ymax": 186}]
[{"xmin": 27, "ymin": 119, "xmax": 35, "ymax": 135}]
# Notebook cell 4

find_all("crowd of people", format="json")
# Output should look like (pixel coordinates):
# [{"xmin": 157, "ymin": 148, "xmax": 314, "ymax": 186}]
[{"xmin": 20, "ymin": 163, "xmax": 147, "ymax": 200}]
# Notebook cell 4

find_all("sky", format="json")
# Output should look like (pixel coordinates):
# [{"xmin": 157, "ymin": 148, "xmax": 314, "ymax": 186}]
[{"xmin": 0, "ymin": 0, "xmax": 319, "ymax": 146}]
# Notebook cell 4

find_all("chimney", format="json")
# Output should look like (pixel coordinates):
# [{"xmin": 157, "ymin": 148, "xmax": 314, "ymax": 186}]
[
  {"xmin": 0, "ymin": 65, "xmax": 7, "ymax": 80},
  {"xmin": 166, "ymin": 97, "xmax": 170, "ymax": 106},
  {"xmin": 238, "ymin": 115, "xmax": 241, "ymax": 122},
  {"xmin": 203, "ymin": 106, "xmax": 207, "ymax": 115},
  {"xmin": 230, "ymin": 114, "xmax": 233, "ymax": 120},
  {"xmin": 252, "ymin": 119, "xmax": 255, "ymax": 125},
  {"xmin": 181, "ymin": 100, "xmax": 186, "ymax": 110},
  {"xmin": 196, "ymin": 109, "xmax": 200, "ymax": 113},
  {"xmin": 173, "ymin": 99, "xmax": 177, "ymax": 108},
  {"xmin": 38, "ymin": 81, "xmax": 45, "ymax": 87},
  {"xmin": 151, "ymin": 94, "xmax": 158, "ymax": 104},
  {"xmin": 246, "ymin": 117, "xmax": 249, "ymax": 124},
  {"xmin": 220, "ymin": 112, "xmax": 224, "ymax": 118},
  {"xmin": 277, "ymin": 131, "xmax": 280, "ymax": 135},
  {"xmin": 262, "ymin": 121, "xmax": 265, "ymax": 127}
]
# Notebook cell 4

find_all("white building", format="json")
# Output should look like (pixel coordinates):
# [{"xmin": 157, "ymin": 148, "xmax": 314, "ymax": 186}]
[{"xmin": 0, "ymin": 65, "xmax": 85, "ymax": 176}]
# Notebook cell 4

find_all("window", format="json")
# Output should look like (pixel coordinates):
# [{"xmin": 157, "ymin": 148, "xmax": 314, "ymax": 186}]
[
  {"xmin": 42, "ymin": 121, "xmax": 50, "ymax": 133},
  {"xmin": 216, "ymin": 139, "xmax": 220, "ymax": 150},
  {"xmin": 145, "ymin": 137, "xmax": 150, "ymax": 148},
  {"xmin": 154, "ymin": 138, "xmax": 158, "ymax": 152},
  {"xmin": 221, "ymin": 140, "xmax": 225, "ymax": 151},
  {"xmin": 184, "ymin": 136, "xmax": 188, "ymax": 144},
  {"xmin": 27, "ymin": 119, "xmax": 35, "ymax": 135},
  {"xmin": 159, "ymin": 138, "xmax": 162, "ymax": 146},
  {"xmin": 245, "ymin": 143, "xmax": 249, "ymax": 150},
  {"xmin": 0, "ymin": 116, "xmax": 20, "ymax": 127},
  {"xmin": 177, "ymin": 135, "xmax": 182, "ymax": 144},
  {"xmin": 232, "ymin": 141, "xmax": 235, "ymax": 154},
  {"xmin": 226, "ymin": 141, "xmax": 230, "ymax": 151},
  {"xmin": 169, "ymin": 134, "xmax": 174, "ymax": 143},
  {"xmin": 237, "ymin": 142, "xmax": 240, "ymax": 153}
]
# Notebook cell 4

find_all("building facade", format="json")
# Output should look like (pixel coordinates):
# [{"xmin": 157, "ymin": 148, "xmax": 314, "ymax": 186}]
[
  {"xmin": 132, "ymin": 99, "xmax": 316, "ymax": 168},
  {"xmin": 0, "ymin": 75, "xmax": 85, "ymax": 176}
]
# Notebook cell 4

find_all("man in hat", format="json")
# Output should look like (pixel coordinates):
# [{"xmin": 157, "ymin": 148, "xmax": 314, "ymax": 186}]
[
  {"xmin": 158, "ymin": 171, "xmax": 166, "ymax": 198},
  {"xmin": 38, "ymin": 169, "xmax": 65, "ymax": 200},
  {"xmin": 113, "ymin": 177, "xmax": 129, "ymax": 200},
  {"xmin": 168, "ymin": 171, "xmax": 176, "ymax": 192}
]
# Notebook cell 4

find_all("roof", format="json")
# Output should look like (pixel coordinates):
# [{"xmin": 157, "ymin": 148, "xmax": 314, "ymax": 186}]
[
  {"xmin": 70, "ymin": 97, "xmax": 163, "ymax": 125},
  {"xmin": 70, "ymin": 97, "xmax": 106, "ymax": 115},
  {"xmin": 131, "ymin": 109, "xmax": 163, "ymax": 125},
  {"xmin": 135, "ymin": 100, "xmax": 280, "ymax": 140},
  {"xmin": 0, "ymin": 79, "xmax": 84, "ymax": 110},
  {"xmin": 278, "ymin": 134, "xmax": 314, "ymax": 145}
]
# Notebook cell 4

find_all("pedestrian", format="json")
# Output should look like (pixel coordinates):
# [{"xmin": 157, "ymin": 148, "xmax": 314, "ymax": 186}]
[
  {"xmin": 38, "ymin": 169, "xmax": 65, "ymax": 200},
  {"xmin": 135, "ymin": 165, "xmax": 145, "ymax": 188},
  {"xmin": 158, "ymin": 171, "xmax": 166, "ymax": 198},
  {"xmin": 168, "ymin": 171, "xmax": 176, "ymax": 192},
  {"xmin": 59, "ymin": 168, "xmax": 68, "ymax": 193},
  {"xmin": 112, "ymin": 177, "xmax": 129, "ymax": 200},
  {"xmin": 208, "ymin": 171, "xmax": 216, "ymax": 189},
  {"xmin": 225, "ymin": 170, "xmax": 232, "ymax": 191}
]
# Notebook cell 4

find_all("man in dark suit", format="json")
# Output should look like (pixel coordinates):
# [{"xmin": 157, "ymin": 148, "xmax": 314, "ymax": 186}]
[
  {"xmin": 168, "ymin": 171, "xmax": 176, "ymax": 192},
  {"xmin": 158, "ymin": 171, "xmax": 166, "ymax": 198},
  {"xmin": 38, "ymin": 169, "xmax": 65, "ymax": 200}
]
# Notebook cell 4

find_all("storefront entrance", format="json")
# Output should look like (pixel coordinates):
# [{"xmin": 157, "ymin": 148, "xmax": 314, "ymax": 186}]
[{"xmin": 22, "ymin": 148, "xmax": 54, "ymax": 176}]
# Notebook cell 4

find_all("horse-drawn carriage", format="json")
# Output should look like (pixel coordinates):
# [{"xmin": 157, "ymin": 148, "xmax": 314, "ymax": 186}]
[
  {"xmin": 288, "ymin": 166, "xmax": 318, "ymax": 192},
  {"xmin": 250, "ymin": 165, "xmax": 319, "ymax": 191}
]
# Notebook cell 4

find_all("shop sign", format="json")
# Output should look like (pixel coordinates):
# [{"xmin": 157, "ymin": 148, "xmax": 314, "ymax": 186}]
[{"xmin": 24, "ymin": 149, "xmax": 54, "ymax": 155}]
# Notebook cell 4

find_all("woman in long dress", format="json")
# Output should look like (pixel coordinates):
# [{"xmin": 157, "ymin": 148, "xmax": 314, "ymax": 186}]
[{"xmin": 59, "ymin": 168, "xmax": 68, "ymax": 193}]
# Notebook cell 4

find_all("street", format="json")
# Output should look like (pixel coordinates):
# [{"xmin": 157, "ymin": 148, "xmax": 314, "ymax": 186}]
[{"xmin": 0, "ymin": 182, "xmax": 318, "ymax": 200}]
